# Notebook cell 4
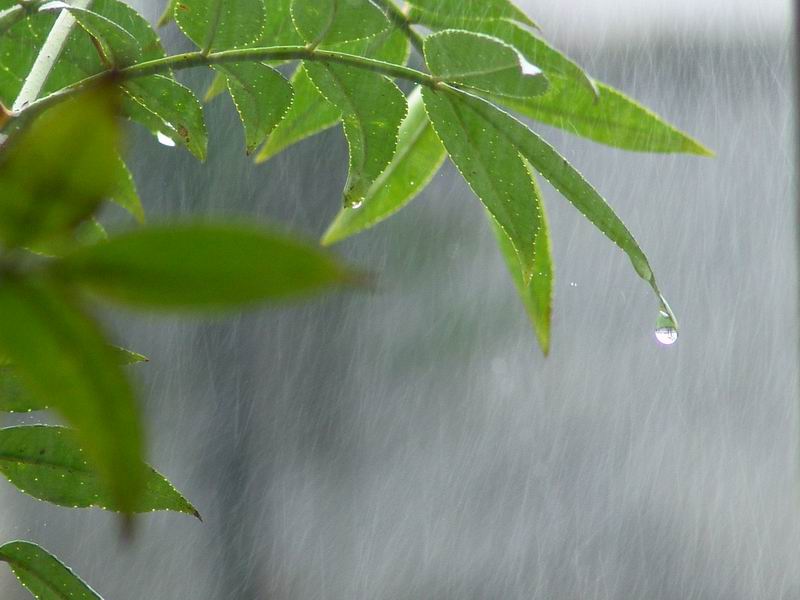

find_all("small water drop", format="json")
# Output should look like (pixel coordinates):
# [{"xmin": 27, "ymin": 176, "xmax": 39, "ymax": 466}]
[
  {"xmin": 349, "ymin": 199, "xmax": 363, "ymax": 209},
  {"xmin": 156, "ymin": 131, "xmax": 176, "ymax": 147},
  {"xmin": 654, "ymin": 310, "xmax": 678, "ymax": 345},
  {"xmin": 654, "ymin": 327, "xmax": 678, "ymax": 345}
]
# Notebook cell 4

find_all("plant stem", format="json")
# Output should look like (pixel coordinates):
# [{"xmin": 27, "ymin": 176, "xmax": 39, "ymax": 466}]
[
  {"xmin": 372, "ymin": 0, "xmax": 424, "ymax": 55},
  {"xmin": 12, "ymin": 46, "xmax": 437, "ymax": 125},
  {"xmin": 12, "ymin": 0, "xmax": 93, "ymax": 112}
]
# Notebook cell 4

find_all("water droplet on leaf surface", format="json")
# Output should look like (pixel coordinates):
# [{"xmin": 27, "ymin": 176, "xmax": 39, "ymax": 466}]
[{"xmin": 156, "ymin": 131, "xmax": 176, "ymax": 147}]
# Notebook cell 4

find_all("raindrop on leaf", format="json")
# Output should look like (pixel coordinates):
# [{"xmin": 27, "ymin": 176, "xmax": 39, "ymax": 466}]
[{"xmin": 156, "ymin": 131, "xmax": 176, "ymax": 147}]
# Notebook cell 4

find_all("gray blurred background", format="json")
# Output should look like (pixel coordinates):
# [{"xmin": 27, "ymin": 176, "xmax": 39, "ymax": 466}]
[{"xmin": 1, "ymin": 1, "xmax": 797, "ymax": 598}]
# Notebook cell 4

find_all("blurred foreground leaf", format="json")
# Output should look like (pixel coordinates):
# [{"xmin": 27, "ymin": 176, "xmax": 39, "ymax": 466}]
[
  {"xmin": 0, "ymin": 278, "xmax": 145, "ymax": 513},
  {"xmin": 0, "ymin": 88, "xmax": 118, "ymax": 249},
  {"xmin": 59, "ymin": 224, "xmax": 358, "ymax": 310}
]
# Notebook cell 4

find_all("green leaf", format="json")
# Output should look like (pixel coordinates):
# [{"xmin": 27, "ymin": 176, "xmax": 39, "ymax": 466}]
[
  {"xmin": 422, "ymin": 86, "xmax": 543, "ymax": 280},
  {"xmin": 0, "ymin": 88, "xmax": 119, "ymax": 248},
  {"xmin": 305, "ymin": 62, "xmax": 407, "ymax": 206},
  {"xmin": 497, "ymin": 77, "xmax": 712, "ymax": 155},
  {"xmin": 0, "ymin": 368, "xmax": 48, "ymax": 414},
  {"xmin": 254, "ymin": 66, "xmax": 338, "ymax": 163},
  {"xmin": 213, "ymin": 63, "xmax": 294, "ymax": 154},
  {"xmin": 257, "ymin": 0, "xmax": 304, "ymax": 46},
  {"xmin": 433, "ymin": 87, "xmax": 676, "ymax": 321},
  {"xmin": 110, "ymin": 155, "xmax": 145, "ymax": 223},
  {"xmin": 25, "ymin": 219, "xmax": 108, "ymax": 258},
  {"xmin": 290, "ymin": 0, "xmax": 389, "ymax": 45},
  {"xmin": 456, "ymin": 20, "xmax": 597, "ymax": 95},
  {"xmin": 490, "ymin": 174, "xmax": 552, "ymax": 355},
  {"xmin": 58, "ymin": 223, "xmax": 357, "ymax": 310},
  {"xmin": 203, "ymin": 71, "xmax": 229, "ymax": 102},
  {"xmin": 157, "ymin": 0, "xmax": 178, "ymax": 26},
  {"xmin": 254, "ymin": 27, "xmax": 408, "ymax": 164},
  {"xmin": 322, "ymin": 86, "xmax": 446, "ymax": 245},
  {"xmin": 0, "ymin": 541, "xmax": 102, "ymax": 600},
  {"xmin": 0, "ymin": 346, "xmax": 147, "ymax": 414},
  {"xmin": 424, "ymin": 30, "xmax": 548, "ymax": 99},
  {"xmin": 122, "ymin": 75, "xmax": 208, "ymax": 160},
  {"xmin": 406, "ymin": 0, "xmax": 537, "ymax": 29},
  {"xmin": 174, "ymin": 0, "xmax": 266, "ymax": 51},
  {"xmin": 0, "ymin": 425, "xmax": 199, "ymax": 517},
  {"xmin": 44, "ymin": 5, "xmax": 142, "ymax": 67},
  {"xmin": 0, "ymin": 278, "xmax": 145, "ymax": 513},
  {"xmin": 110, "ymin": 346, "xmax": 149, "ymax": 364}
]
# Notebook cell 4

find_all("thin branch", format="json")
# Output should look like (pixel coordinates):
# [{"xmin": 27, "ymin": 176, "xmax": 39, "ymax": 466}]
[
  {"xmin": 12, "ymin": 0, "xmax": 93, "ymax": 112},
  {"xmin": 11, "ymin": 45, "xmax": 438, "ymax": 126},
  {"xmin": 372, "ymin": 0, "xmax": 425, "ymax": 55}
]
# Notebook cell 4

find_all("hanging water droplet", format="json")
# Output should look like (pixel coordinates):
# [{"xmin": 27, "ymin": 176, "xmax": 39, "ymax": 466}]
[
  {"xmin": 654, "ymin": 327, "xmax": 678, "ymax": 345},
  {"xmin": 156, "ymin": 131, "xmax": 176, "ymax": 147},
  {"xmin": 654, "ymin": 310, "xmax": 678, "ymax": 346}
]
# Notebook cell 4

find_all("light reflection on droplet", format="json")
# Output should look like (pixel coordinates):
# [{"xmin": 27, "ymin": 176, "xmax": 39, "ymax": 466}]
[
  {"xmin": 654, "ymin": 327, "xmax": 678, "ymax": 345},
  {"xmin": 156, "ymin": 131, "xmax": 176, "ymax": 147},
  {"xmin": 654, "ymin": 309, "xmax": 678, "ymax": 345}
]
